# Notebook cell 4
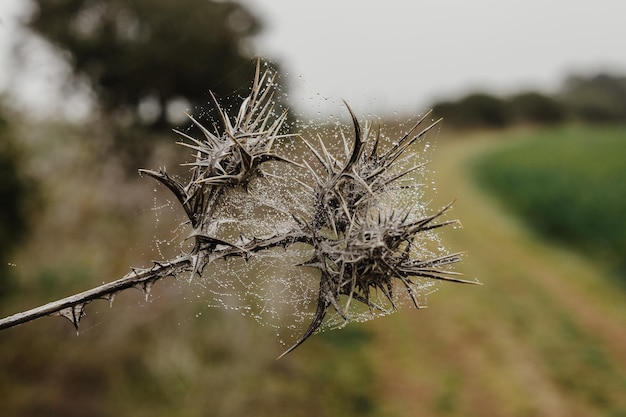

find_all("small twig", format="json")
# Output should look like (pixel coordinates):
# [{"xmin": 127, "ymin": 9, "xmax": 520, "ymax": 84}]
[
  {"xmin": 0, "ymin": 256, "xmax": 193, "ymax": 331},
  {"xmin": 0, "ymin": 227, "xmax": 311, "ymax": 332}
]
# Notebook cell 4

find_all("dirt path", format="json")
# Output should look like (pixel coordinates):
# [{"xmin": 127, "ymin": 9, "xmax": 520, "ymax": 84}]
[{"xmin": 367, "ymin": 132, "xmax": 626, "ymax": 417}]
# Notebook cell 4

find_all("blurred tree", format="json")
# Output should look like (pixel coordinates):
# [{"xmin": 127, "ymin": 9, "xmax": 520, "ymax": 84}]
[
  {"xmin": 559, "ymin": 73, "xmax": 626, "ymax": 122},
  {"xmin": 25, "ymin": 0, "xmax": 264, "ymax": 129},
  {"xmin": 0, "ymin": 104, "xmax": 37, "ymax": 301},
  {"xmin": 507, "ymin": 91, "xmax": 566, "ymax": 125},
  {"xmin": 457, "ymin": 93, "xmax": 509, "ymax": 128},
  {"xmin": 434, "ymin": 93, "xmax": 509, "ymax": 129}
]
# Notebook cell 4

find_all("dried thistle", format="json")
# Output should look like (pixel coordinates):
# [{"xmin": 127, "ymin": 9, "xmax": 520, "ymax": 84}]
[
  {"xmin": 0, "ymin": 59, "xmax": 477, "ymax": 358},
  {"xmin": 279, "ymin": 106, "xmax": 476, "ymax": 357},
  {"xmin": 139, "ymin": 62, "xmax": 298, "ymax": 245}
]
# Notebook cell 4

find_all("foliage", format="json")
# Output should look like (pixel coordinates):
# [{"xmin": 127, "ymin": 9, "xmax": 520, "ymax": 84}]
[
  {"xmin": 0, "ymin": 105, "xmax": 37, "ymax": 300},
  {"xmin": 558, "ymin": 73, "xmax": 626, "ymax": 122},
  {"xmin": 25, "ymin": 0, "xmax": 263, "ymax": 129},
  {"xmin": 432, "ymin": 72, "xmax": 626, "ymax": 129},
  {"xmin": 472, "ymin": 125, "xmax": 626, "ymax": 282},
  {"xmin": 434, "ymin": 93, "xmax": 509, "ymax": 129},
  {"xmin": 507, "ymin": 91, "xmax": 566, "ymax": 125}
]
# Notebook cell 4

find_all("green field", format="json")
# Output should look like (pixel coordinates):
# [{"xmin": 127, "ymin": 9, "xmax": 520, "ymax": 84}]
[
  {"xmin": 471, "ymin": 125, "xmax": 626, "ymax": 282},
  {"xmin": 365, "ymin": 125, "xmax": 626, "ymax": 417}
]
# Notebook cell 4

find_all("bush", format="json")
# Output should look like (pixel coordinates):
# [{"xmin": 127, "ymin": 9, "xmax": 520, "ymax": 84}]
[
  {"xmin": 0, "ymin": 106, "xmax": 38, "ymax": 299},
  {"xmin": 507, "ymin": 91, "xmax": 566, "ymax": 125},
  {"xmin": 434, "ymin": 93, "xmax": 509, "ymax": 129},
  {"xmin": 559, "ymin": 73, "xmax": 626, "ymax": 123}
]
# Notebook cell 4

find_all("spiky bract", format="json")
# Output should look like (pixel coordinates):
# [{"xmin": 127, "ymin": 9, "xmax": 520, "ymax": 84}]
[
  {"xmin": 279, "ymin": 106, "xmax": 474, "ymax": 357},
  {"xmin": 140, "ymin": 61, "xmax": 298, "ymax": 250}
]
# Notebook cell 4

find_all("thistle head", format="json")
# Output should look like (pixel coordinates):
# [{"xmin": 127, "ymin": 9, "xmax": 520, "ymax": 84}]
[
  {"xmin": 304, "ymin": 103, "xmax": 442, "ymax": 235},
  {"xmin": 140, "ymin": 59, "xmax": 298, "ymax": 229},
  {"xmin": 279, "ymin": 107, "xmax": 474, "ymax": 357},
  {"xmin": 177, "ymin": 61, "xmax": 296, "ymax": 190}
]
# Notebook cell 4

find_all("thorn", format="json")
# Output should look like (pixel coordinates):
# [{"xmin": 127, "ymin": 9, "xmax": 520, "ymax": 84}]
[
  {"xmin": 135, "ymin": 280, "xmax": 155, "ymax": 302},
  {"xmin": 143, "ymin": 280, "xmax": 154, "ymax": 302},
  {"xmin": 56, "ymin": 304, "xmax": 86, "ymax": 335},
  {"xmin": 101, "ymin": 293, "xmax": 116, "ymax": 308}
]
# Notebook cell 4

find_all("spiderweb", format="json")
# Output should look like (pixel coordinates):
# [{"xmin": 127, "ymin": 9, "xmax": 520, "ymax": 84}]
[{"xmin": 146, "ymin": 61, "xmax": 455, "ymax": 348}]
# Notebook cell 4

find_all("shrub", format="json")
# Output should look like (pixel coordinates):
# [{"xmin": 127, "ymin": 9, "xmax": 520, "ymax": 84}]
[
  {"xmin": 0, "ymin": 105, "xmax": 38, "ymax": 300},
  {"xmin": 434, "ymin": 93, "xmax": 509, "ymax": 129},
  {"xmin": 507, "ymin": 91, "xmax": 566, "ymax": 125}
]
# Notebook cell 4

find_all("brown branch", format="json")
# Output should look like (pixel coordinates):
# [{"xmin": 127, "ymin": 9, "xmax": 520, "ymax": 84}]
[{"xmin": 0, "ymin": 256, "xmax": 193, "ymax": 331}]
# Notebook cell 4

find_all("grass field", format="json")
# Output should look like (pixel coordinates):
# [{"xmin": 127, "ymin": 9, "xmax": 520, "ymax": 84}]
[
  {"xmin": 365, "ymin": 125, "xmax": 626, "ymax": 417},
  {"xmin": 471, "ymin": 125, "xmax": 626, "ymax": 283}
]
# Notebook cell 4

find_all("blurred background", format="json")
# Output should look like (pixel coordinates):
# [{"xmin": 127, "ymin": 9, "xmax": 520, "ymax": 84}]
[{"xmin": 1, "ymin": 0, "xmax": 626, "ymax": 416}]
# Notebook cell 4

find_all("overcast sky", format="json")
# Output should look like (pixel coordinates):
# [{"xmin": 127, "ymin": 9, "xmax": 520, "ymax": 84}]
[
  {"xmin": 245, "ymin": 0, "xmax": 626, "ymax": 115},
  {"xmin": 1, "ymin": 0, "xmax": 626, "ymax": 119}
]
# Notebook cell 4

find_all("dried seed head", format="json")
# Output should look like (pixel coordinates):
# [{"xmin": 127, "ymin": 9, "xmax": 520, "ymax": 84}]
[
  {"xmin": 140, "ymin": 59, "xmax": 299, "ymax": 239},
  {"xmin": 303, "ymin": 104, "xmax": 441, "ymax": 235},
  {"xmin": 280, "ymin": 107, "xmax": 472, "ymax": 358}
]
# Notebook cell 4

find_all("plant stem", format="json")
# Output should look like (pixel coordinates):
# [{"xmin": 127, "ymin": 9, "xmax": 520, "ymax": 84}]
[{"xmin": 0, "ymin": 256, "xmax": 193, "ymax": 331}]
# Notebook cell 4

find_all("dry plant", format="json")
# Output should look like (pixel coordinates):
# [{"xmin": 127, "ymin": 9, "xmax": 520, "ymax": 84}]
[{"xmin": 0, "ymin": 60, "xmax": 477, "ymax": 357}]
